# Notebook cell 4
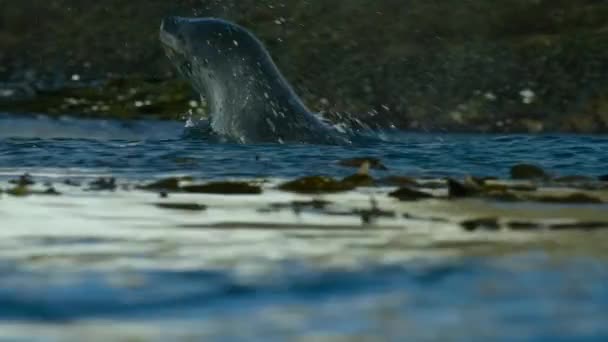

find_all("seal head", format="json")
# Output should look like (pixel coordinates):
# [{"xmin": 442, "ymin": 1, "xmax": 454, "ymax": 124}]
[{"xmin": 160, "ymin": 16, "xmax": 346, "ymax": 144}]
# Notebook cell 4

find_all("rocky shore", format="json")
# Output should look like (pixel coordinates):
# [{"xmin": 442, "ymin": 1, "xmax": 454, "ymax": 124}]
[{"xmin": 1, "ymin": 0, "xmax": 608, "ymax": 133}]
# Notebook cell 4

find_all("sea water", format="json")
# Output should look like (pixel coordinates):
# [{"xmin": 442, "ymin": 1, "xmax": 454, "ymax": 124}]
[{"xmin": 0, "ymin": 113, "xmax": 607, "ymax": 341}]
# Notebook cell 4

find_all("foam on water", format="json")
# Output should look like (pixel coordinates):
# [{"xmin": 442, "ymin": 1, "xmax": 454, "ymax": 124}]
[{"xmin": 1, "ymin": 113, "xmax": 608, "ymax": 340}]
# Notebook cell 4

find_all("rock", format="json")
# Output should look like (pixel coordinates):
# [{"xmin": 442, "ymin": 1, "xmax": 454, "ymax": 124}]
[
  {"xmin": 550, "ymin": 222, "xmax": 608, "ymax": 230},
  {"xmin": 341, "ymin": 174, "xmax": 374, "ymax": 187},
  {"xmin": 291, "ymin": 200, "xmax": 332, "ymax": 210},
  {"xmin": 447, "ymin": 179, "xmax": 480, "ymax": 198},
  {"xmin": 507, "ymin": 221, "xmax": 543, "ymax": 230},
  {"xmin": 279, "ymin": 176, "xmax": 354, "ymax": 194},
  {"xmin": 42, "ymin": 187, "xmax": 61, "ymax": 195},
  {"xmin": 63, "ymin": 179, "xmax": 81, "ymax": 187},
  {"xmin": 357, "ymin": 208, "xmax": 396, "ymax": 224},
  {"xmin": 533, "ymin": 193, "xmax": 603, "ymax": 204},
  {"xmin": 461, "ymin": 218, "xmax": 500, "ymax": 231},
  {"xmin": 9, "ymin": 173, "xmax": 35, "ymax": 186},
  {"xmin": 510, "ymin": 164, "xmax": 549, "ymax": 180},
  {"xmin": 265, "ymin": 200, "xmax": 332, "ymax": 213},
  {"xmin": 88, "ymin": 177, "xmax": 117, "ymax": 191},
  {"xmin": 7, "ymin": 185, "xmax": 30, "ymax": 197},
  {"xmin": 388, "ymin": 187, "xmax": 433, "ymax": 201},
  {"xmin": 338, "ymin": 157, "xmax": 388, "ymax": 170},
  {"xmin": 138, "ymin": 177, "xmax": 182, "ymax": 191},
  {"xmin": 155, "ymin": 203, "xmax": 207, "ymax": 211},
  {"xmin": 554, "ymin": 175, "xmax": 594, "ymax": 183},
  {"xmin": 182, "ymin": 182, "xmax": 262, "ymax": 195},
  {"xmin": 599, "ymin": 175, "xmax": 608, "ymax": 182}
]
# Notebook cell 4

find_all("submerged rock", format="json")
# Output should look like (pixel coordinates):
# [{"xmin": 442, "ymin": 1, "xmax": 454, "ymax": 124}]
[
  {"xmin": 155, "ymin": 202, "xmax": 207, "ymax": 211},
  {"xmin": 338, "ymin": 157, "xmax": 388, "ymax": 170},
  {"xmin": 554, "ymin": 175, "xmax": 595, "ymax": 183},
  {"xmin": 550, "ymin": 222, "xmax": 608, "ymax": 230},
  {"xmin": 63, "ymin": 179, "xmax": 82, "ymax": 187},
  {"xmin": 279, "ymin": 176, "xmax": 355, "ymax": 194},
  {"xmin": 507, "ymin": 221, "xmax": 543, "ymax": 231},
  {"xmin": 88, "ymin": 177, "xmax": 117, "ymax": 191},
  {"xmin": 138, "ymin": 177, "xmax": 183, "ymax": 192},
  {"xmin": 341, "ymin": 173, "xmax": 375, "ymax": 187},
  {"xmin": 461, "ymin": 217, "xmax": 500, "ymax": 231},
  {"xmin": 9, "ymin": 173, "xmax": 35, "ymax": 187},
  {"xmin": 6, "ymin": 184, "xmax": 61, "ymax": 196},
  {"xmin": 42, "ymin": 186, "xmax": 61, "ymax": 196},
  {"xmin": 532, "ymin": 193, "xmax": 603, "ymax": 204},
  {"xmin": 510, "ymin": 164, "xmax": 549, "ymax": 180},
  {"xmin": 181, "ymin": 182, "xmax": 262, "ymax": 195},
  {"xmin": 389, "ymin": 187, "xmax": 434, "ymax": 201},
  {"xmin": 447, "ymin": 179, "xmax": 480, "ymax": 198},
  {"xmin": 6, "ymin": 185, "xmax": 30, "ymax": 197}
]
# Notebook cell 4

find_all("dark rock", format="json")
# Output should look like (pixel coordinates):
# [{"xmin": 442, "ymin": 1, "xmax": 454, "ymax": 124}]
[
  {"xmin": 88, "ymin": 177, "xmax": 117, "ymax": 191},
  {"xmin": 507, "ymin": 221, "xmax": 543, "ymax": 230},
  {"xmin": 461, "ymin": 218, "xmax": 500, "ymax": 231},
  {"xmin": 42, "ymin": 187, "xmax": 61, "ymax": 195},
  {"xmin": 357, "ymin": 197, "xmax": 395, "ymax": 224},
  {"xmin": 278, "ymin": 176, "xmax": 354, "ymax": 194},
  {"xmin": 550, "ymin": 222, "xmax": 608, "ymax": 230},
  {"xmin": 159, "ymin": 191, "xmax": 168, "ymax": 198},
  {"xmin": 155, "ymin": 203, "xmax": 207, "ymax": 211},
  {"xmin": 554, "ymin": 175, "xmax": 594, "ymax": 183},
  {"xmin": 182, "ymin": 182, "xmax": 262, "ymax": 195},
  {"xmin": 138, "ymin": 177, "xmax": 182, "ymax": 191},
  {"xmin": 9, "ymin": 173, "xmax": 35, "ymax": 186},
  {"xmin": 599, "ymin": 175, "xmax": 608, "ymax": 182},
  {"xmin": 341, "ymin": 174, "xmax": 374, "ymax": 187},
  {"xmin": 63, "ymin": 179, "xmax": 81, "ymax": 187},
  {"xmin": 338, "ymin": 157, "xmax": 388, "ymax": 170},
  {"xmin": 7, "ymin": 185, "xmax": 30, "ymax": 197},
  {"xmin": 264, "ymin": 200, "xmax": 332, "ymax": 213},
  {"xmin": 534, "ymin": 193, "xmax": 603, "ymax": 204},
  {"xmin": 356, "ymin": 208, "xmax": 395, "ymax": 223},
  {"xmin": 510, "ymin": 164, "xmax": 549, "ymax": 180},
  {"xmin": 447, "ymin": 179, "xmax": 479, "ymax": 198},
  {"xmin": 292, "ymin": 199, "xmax": 332, "ymax": 210},
  {"xmin": 388, "ymin": 187, "xmax": 433, "ymax": 201}
]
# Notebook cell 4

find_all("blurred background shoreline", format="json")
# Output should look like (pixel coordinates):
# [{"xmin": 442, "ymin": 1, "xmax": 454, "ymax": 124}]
[{"xmin": 1, "ymin": 0, "xmax": 607, "ymax": 133}]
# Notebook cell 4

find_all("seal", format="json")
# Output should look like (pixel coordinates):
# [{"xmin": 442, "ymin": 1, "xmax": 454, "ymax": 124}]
[{"xmin": 160, "ymin": 16, "xmax": 348, "ymax": 144}]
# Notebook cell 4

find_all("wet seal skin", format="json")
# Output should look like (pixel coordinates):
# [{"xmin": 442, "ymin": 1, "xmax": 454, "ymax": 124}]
[{"xmin": 160, "ymin": 17, "xmax": 348, "ymax": 144}]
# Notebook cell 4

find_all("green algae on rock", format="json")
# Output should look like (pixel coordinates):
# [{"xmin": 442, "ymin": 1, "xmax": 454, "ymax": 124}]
[
  {"xmin": 278, "ymin": 176, "xmax": 356, "ymax": 194},
  {"xmin": 9, "ymin": 174, "xmax": 35, "ymax": 187},
  {"xmin": 341, "ymin": 174, "xmax": 375, "ymax": 188}
]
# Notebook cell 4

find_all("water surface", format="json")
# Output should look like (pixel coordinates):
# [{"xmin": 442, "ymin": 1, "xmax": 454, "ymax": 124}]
[{"xmin": 1, "ymin": 113, "xmax": 607, "ymax": 341}]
